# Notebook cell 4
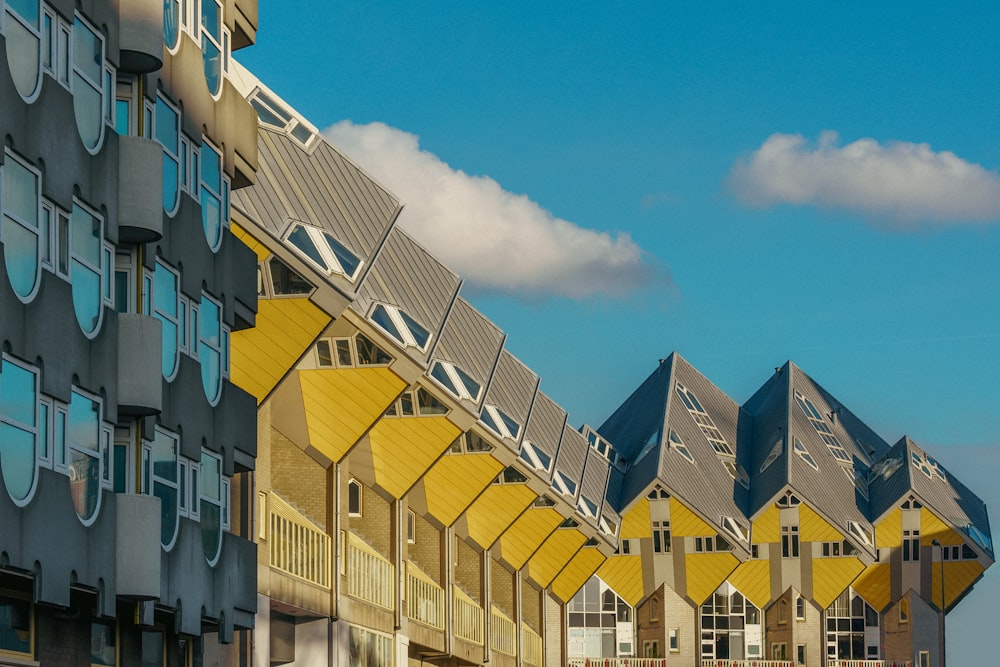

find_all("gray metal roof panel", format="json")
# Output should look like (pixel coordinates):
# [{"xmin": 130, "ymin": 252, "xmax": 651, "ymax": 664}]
[
  {"xmin": 480, "ymin": 349, "xmax": 538, "ymax": 446},
  {"xmin": 580, "ymin": 450, "xmax": 611, "ymax": 513},
  {"xmin": 553, "ymin": 424, "xmax": 589, "ymax": 495},
  {"xmin": 867, "ymin": 438, "xmax": 914, "ymax": 521},
  {"xmin": 429, "ymin": 297, "xmax": 504, "ymax": 409},
  {"xmin": 597, "ymin": 357, "xmax": 672, "ymax": 463},
  {"xmin": 522, "ymin": 391, "xmax": 568, "ymax": 477}
]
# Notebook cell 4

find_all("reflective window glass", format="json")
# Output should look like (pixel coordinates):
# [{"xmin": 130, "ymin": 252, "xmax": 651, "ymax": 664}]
[
  {"xmin": 68, "ymin": 390, "xmax": 101, "ymax": 523},
  {"xmin": 152, "ymin": 261, "xmax": 180, "ymax": 378},
  {"xmin": 163, "ymin": 0, "xmax": 180, "ymax": 48},
  {"xmin": 200, "ymin": 0, "xmax": 222, "ymax": 95},
  {"xmin": 198, "ymin": 293, "xmax": 223, "ymax": 403},
  {"xmin": 5, "ymin": 0, "xmax": 42, "ymax": 100},
  {"xmin": 151, "ymin": 428, "xmax": 179, "ymax": 547},
  {"xmin": 199, "ymin": 140, "xmax": 224, "ymax": 250},
  {"xmin": 200, "ymin": 450, "xmax": 222, "ymax": 564},
  {"xmin": 2, "ymin": 154, "xmax": 40, "ymax": 301},
  {"xmin": 70, "ymin": 204, "xmax": 104, "ymax": 336},
  {"xmin": 155, "ymin": 97, "xmax": 180, "ymax": 214},
  {"xmin": 72, "ymin": 17, "xmax": 105, "ymax": 151},
  {"xmin": 0, "ymin": 358, "xmax": 38, "ymax": 503}
]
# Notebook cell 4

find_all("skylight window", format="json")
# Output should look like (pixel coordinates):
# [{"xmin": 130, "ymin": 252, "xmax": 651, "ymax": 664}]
[
  {"xmin": 285, "ymin": 222, "xmax": 363, "ymax": 281},
  {"xmin": 846, "ymin": 521, "xmax": 873, "ymax": 547},
  {"xmin": 667, "ymin": 430, "xmax": 695, "ymax": 465},
  {"xmin": 911, "ymin": 450, "xmax": 947, "ymax": 482},
  {"xmin": 480, "ymin": 404, "xmax": 520, "ymax": 441},
  {"xmin": 430, "ymin": 360, "xmax": 482, "ymax": 402},
  {"xmin": 249, "ymin": 88, "xmax": 316, "ymax": 147},
  {"xmin": 720, "ymin": 516, "xmax": 749, "ymax": 543},
  {"xmin": 793, "ymin": 437, "xmax": 818, "ymax": 471},
  {"xmin": 553, "ymin": 471, "xmax": 578, "ymax": 498},
  {"xmin": 722, "ymin": 460, "xmax": 750, "ymax": 489},
  {"xmin": 577, "ymin": 495, "xmax": 599, "ymax": 519},
  {"xmin": 370, "ymin": 303, "xmax": 431, "ymax": 351},
  {"xmin": 794, "ymin": 391, "xmax": 852, "ymax": 463},
  {"xmin": 760, "ymin": 438, "xmax": 783, "ymax": 473},
  {"xmin": 519, "ymin": 440, "xmax": 552, "ymax": 473},
  {"xmin": 674, "ymin": 383, "xmax": 734, "ymax": 456}
]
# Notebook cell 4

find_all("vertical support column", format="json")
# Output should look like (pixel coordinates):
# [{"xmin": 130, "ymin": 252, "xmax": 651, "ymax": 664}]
[
  {"xmin": 329, "ymin": 463, "xmax": 342, "ymax": 619},
  {"xmin": 393, "ymin": 499, "xmax": 405, "ymax": 632},
  {"xmin": 483, "ymin": 547, "xmax": 492, "ymax": 664},
  {"xmin": 514, "ymin": 568, "xmax": 523, "ymax": 667},
  {"xmin": 443, "ymin": 526, "xmax": 454, "ymax": 656}
]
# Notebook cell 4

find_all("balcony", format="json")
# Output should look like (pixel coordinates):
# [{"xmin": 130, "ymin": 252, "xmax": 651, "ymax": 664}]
[
  {"xmin": 406, "ymin": 562, "xmax": 444, "ymax": 629},
  {"xmin": 265, "ymin": 492, "xmax": 331, "ymax": 589},
  {"xmin": 347, "ymin": 532, "xmax": 394, "ymax": 610},
  {"xmin": 826, "ymin": 662, "xmax": 912, "ymax": 667},
  {"xmin": 490, "ymin": 606, "xmax": 517, "ymax": 657},
  {"xmin": 521, "ymin": 624, "xmax": 542, "ymax": 667},
  {"xmin": 453, "ymin": 586, "xmax": 484, "ymax": 644}
]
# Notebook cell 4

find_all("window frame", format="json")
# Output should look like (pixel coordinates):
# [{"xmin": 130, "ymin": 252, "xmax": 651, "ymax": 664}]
[
  {"xmin": 2, "ymin": 147, "xmax": 43, "ymax": 304},
  {"xmin": 198, "ymin": 137, "xmax": 227, "ymax": 252},
  {"xmin": 347, "ymin": 478, "xmax": 363, "ymax": 517},
  {"xmin": 0, "ymin": 353, "xmax": 41, "ymax": 507},
  {"xmin": 71, "ymin": 12, "xmax": 108, "ymax": 154}
]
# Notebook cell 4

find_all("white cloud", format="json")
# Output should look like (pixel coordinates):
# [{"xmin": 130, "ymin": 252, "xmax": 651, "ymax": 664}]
[
  {"xmin": 323, "ymin": 121, "xmax": 662, "ymax": 299},
  {"xmin": 729, "ymin": 131, "xmax": 1000, "ymax": 224}
]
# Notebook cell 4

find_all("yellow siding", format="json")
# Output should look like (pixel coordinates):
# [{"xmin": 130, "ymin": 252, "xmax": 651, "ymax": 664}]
[
  {"xmin": 620, "ymin": 498, "xmax": 652, "ymax": 539},
  {"xmin": 684, "ymin": 552, "xmax": 739, "ymax": 605},
  {"xmin": 499, "ymin": 508, "xmax": 563, "ymax": 570},
  {"xmin": 921, "ymin": 511, "xmax": 964, "ymax": 547},
  {"xmin": 727, "ymin": 560, "xmax": 772, "ymax": 610},
  {"xmin": 551, "ymin": 548, "xmax": 607, "ymax": 604},
  {"xmin": 875, "ymin": 508, "xmax": 902, "ymax": 548},
  {"xmin": 670, "ymin": 499, "xmax": 714, "ymax": 537},
  {"xmin": 596, "ymin": 556, "xmax": 645, "ymax": 607},
  {"xmin": 231, "ymin": 299, "xmax": 331, "ymax": 402},
  {"xmin": 800, "ymin": 504, "xmax": 844, "ymax": 543},
  {"xmin": 852, "ymin": 563, "xmax": 892, "ymax": 612},
  {"xmin": 752, "ymin": 504, "xmax": 780, "ymax": 544},
  {"xmin": 465, "ymin": 485, "xmax": 537, "ymax": 550},
  {"xmin": 230, "ymin": 222, "xmax": 270, "ymax": 261},
  {"xmin": 811, "ymin": 558, "xmax": 865, "ymax": 609},
  {"xmin": 369, "ymin": 417, "xmax": 461, "ymax": 499},
  {"xmin": 299, "ymin": 368, "xmax": 406, "ymax": 463},
  {"xmin": 527, "ymin": 529, "xmax": 587, "ymax": 588},
  {"xmin": 931, "ymin": 561, "xmax": 985, "ymax": 609},
  {"xmin": 423, "ymin": 454, "xmax": 504, "ymax": 527}
]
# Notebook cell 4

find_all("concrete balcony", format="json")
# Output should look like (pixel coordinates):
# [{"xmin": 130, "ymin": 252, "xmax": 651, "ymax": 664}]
[
  {"xmin": 116, "ymin": 314, "xmax": 162, "ymax": 416},
  {"xmin": 259, "ymin": 491, "xmax": 332, "ymax": 616},
  {"xmin": 119, "ymin": 0, "xmax": 164, "ymax": 73},
  {"xmin": 114, "ymin": 493, "xmax": 161, "ymax": 599},
  {"xmin": 118, "ymin": 136, "xmax": 164, "ymax": 243},
  {"xmin": 490, "ymin": 605, "xmax": 517, "ymax": 657},
  {"xmin": 522, "ymin": 624, "xmax": 543, "ymax": 667},
  {"xmin": 347, "ymin": 532, "xmax": 394, "ymax": 611}
]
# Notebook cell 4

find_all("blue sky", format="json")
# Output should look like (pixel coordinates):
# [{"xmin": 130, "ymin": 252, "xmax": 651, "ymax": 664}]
[{"xmin": 241, "ymin": 2, "xmax": 998, "ymax": 661}]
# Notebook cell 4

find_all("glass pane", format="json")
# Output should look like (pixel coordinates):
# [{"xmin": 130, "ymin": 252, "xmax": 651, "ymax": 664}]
[
  {"xmin": 398, "ymin": 309, "xmax": 429, "ymax": 348},
  {"xmin": 0, "ymin": 424, "xmax": 36, "ymax": 501},
  {"xmin": 69, "ymin": 447, "xmax": 100, "ymax": 521},
  {"xmin": 153, "ymin": 263, "xmax": 178, "ymax": 317},
  {"xmin": 202, "ymin": 501, "xmax": 222, "ymax": 563},
  {"xmin": 201, "ymin": 190, "xmax": 221, "ymax": 249},
  {"xmin": 287, "ymin": 226, "xmax": 326, "ymax": 270},
  {"xmin": 200, "ymin": 0, "xmax": 220, "ymax": 39},
  {"xmin": 354, "ymin": 334, "xmax": 390, "ymax": 365},
  {"xmin": 431, "ymin": 363, "xmax": 459, "ymax": 396},
  {"xmin": 335, "ymin": 340, "xmax": 352, "ymax": 366},
  {"xmin": 140, "ymin": 631, "xmax": 163, "ymax": 667},
  {"xmin": 323, "ymin": 233, "xmax": 361, "ymax": 277},
  {"xmin": 0, "ymin": 359, "xmax": 36, "ymax": 425},
  {"xmin": 0, "ymin": 595, "xmax": 32, "ymax": 654},
  {"xmin": 3, "ymin": 158, "xmax": 38, "ymax": 224},
  {"xmin": 201, "ymin": 37, "xmax": 221, "ymax": 95},
  {"xmin": 154, "ymin": 481, "xmax": 178, "ymax": 546},
  {"xmin": 71, "ymin": 260, "xmax": 102, "ymax": 335},
  {"xmin": 163, "ymin": 0, "xmax": 179, "ymax": 47},
  {"xmin": 200, "ymin": 452, "xmax": 220, "ymax": 501},
  {"xmin": 90, "ymin": 622, "xmax": 116, "ymax": 666},
  {"xmin": 6, "ymin": 20, "xmax": 41, "ymax": 99},
  {"xmin": 73, "ymin": 76, "xmax": 103, "ymax": 149},
  {"xmin": 268, "ymin": 256, "xmax": 312, "ymax": 294},
  {"xmin": 370, "ymin": 304, "xmax": 403, "ymax": 343}
]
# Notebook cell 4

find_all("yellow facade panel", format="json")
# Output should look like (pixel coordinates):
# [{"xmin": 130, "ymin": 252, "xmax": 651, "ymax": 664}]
[
  {"xmin": 752, "ymin": 504, "xmax": 780, "ymax": 544},
  {"xmin": 299, "ymin": 368, "xmax": 406, "ymax": 463},
  {"xmin": 231, "ymin": 298, "xmax": 331, "ymax": 402},
  {"xmin": 596, "ymin": 556, "xmax": 645, "ymax": 607},
  {"xmin": 230, "ymin": 222, "xmax": 270, "ymax": 261},
  {"xmin": 921, "ymin": 511, "xmax": 965, "ymax": 547},
  {"xmin": 500, "ymin": 508, "xmax": 564, "ymax": 571},
  {"xmin": 369, "ymin": 417, "xmax": 461, "ymax": 498},
  {"xmin": 852, "ymin": 563, "xmax": 892, "ymax": 612},
  {"xmin": 552, "ymin": 548, "xmax": 607, "ymax": 604},
  {"xmin": 728, "ymin": 560, "xmax": 772, "ymax": 610},
  {"xmin": 875, "ymin": 508, "xmax": 902, "ymax": 548},
  {"xmin": 811, "ymin": 558, "xmax": 865, "ymax": 609},
  {"xmin": 932, "ymin": 561, "xmax": 985, "ymax": 609},
  {"xmin": 527, "ymin": 529, "xmax": 587, "ymax": 588},
  {"xmin": 683, "ymin": 552, "xmax": 739, "ymax": 605},
  {"xmin": 620, "ymin": 498, "xmax": 652, "ymax": 539},
  {"xmin": 670, "ymin": 499, "xmax": 714, "ymax": 537},
  {"xmin": 800, "ymin": 504, "xmax": 844, "ymax": 543},
  {"xmin": 424, "ymin": 454, "xmax": 505, "ymax": 527},
  {"xmin": 465, "ymin": 485, "xmax": 537, "ymax": 550}
]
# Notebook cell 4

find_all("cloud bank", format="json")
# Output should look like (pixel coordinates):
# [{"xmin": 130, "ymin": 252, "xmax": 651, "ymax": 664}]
[
  {"xmin": 324, "ymin": 121, "xmax": 662, "ymax": 299},
  {"xmin": 729, "ymin": 131, "xmax": 1000, "ymax": 224}
]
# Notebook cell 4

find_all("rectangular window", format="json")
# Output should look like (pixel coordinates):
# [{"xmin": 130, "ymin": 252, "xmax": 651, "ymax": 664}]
[
  {"xmin": 0, "ymin": 595, "xmax": 33, "ymax": 657},
  {"xmin": 40, "ymin": 200, "xmax": 54, "ymax": 269},
  {"xmin": 903, "ymin": 529, "xmax": 920, "ymax": 562},
  {"xmin": 781, "ymin": 525, "xmax": 799, "ymax": 558},
  {"xmin": 918, "ymin": 651, "xmax": 930, "ymax": 667},
  {"xmin": 652, "ymin": 520, "xmax": 671, "ymax": 554},
  {"xmin": 668, "ymin": 628, "xmax": 679, "ymax": 652},
  {"xmin": 796, "ymin": 644, "xmax": 806, "ymax": 665},
  {"xmin": 56, "ymin": 209, "xmax": 70, "ymax": 278},
  {"xmin": 90, "ymin": 620, "xmax": 117, "ymax": 666},
  {"xmin": 42, "ymin": 8, "xmax": 56, "ymax": 72},
  {"xmin": 58, "ymin": 22, "xmax": 71, "ymax": 87},
  {"xmin": 406, "ymin": 509, "xmax": 415, "ymax": 544}
]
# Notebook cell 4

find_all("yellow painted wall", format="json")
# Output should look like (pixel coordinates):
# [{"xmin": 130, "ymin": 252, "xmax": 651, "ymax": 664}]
[
  {"xmin": 670, "ymin": 499, "xmax": 714, "ymax": 537},
  {"xmin": 727, "ymin": 560, "xmax": 771, "ymax": 610},
  {"xmin": 799, "ymin": 504, "xmax": 844, "ymax": 542},
  {"xmin": 596, "ymin": 556, "xmax": 645, "ymax": 607},
  {"xmin": 752, "ymin": 504, "xmax": 780, "ymax": 544},
  {"xmin": 369, "ymin": 416, "xmax": 461, "ymax": 498},
  {"xmin": 931, "ymin": 561, "xmax": 985, "ymax": 609},
  {"xmin": 231, "ymin": 298, "xmax": 331, "ymax": 402},
  {"xmin": 921, "ymin": 511, "xmax": 965, "ymax": 547},
  {"xmin": 423, "ymin": 454, "xmax": 504, "ymax": 527},
  {"xmin": 684, "ymin": 552, "xmax": 739, "ymax": 605},
  {"xmin": 527, "ymin": 529, "xmax": 587, "ymax": 588},
  {"xmin": 811, "ymin": 558, "xmax": 865, "ymax": 609},
  {"xmin": 230, "ymin": 222, "xmax": 270, "ymax": 261},
  {"xmin": 551, "ymin": 548, "xmax": 607, "ymax": 603},
  {"xmin": 499, "ymin": 508, "xmax": 563, "ymax": 570},
  {"xmin": 620, "ymin": 498, "xmax": 652, "ymax": 539},
  {"xmin": 875, "ymin": 508, "xmax": 902, "ymax": 548},
  {"xmin": 465, "ymin": 485, "xmax": 536, "ymax": 550},
  {"xmin": 299, "ymin": 368, "xmax": 406, "ymax": 463},
  {"xmin": 851, "ymin": 563, "xmax": 892, "ymax": 612}
]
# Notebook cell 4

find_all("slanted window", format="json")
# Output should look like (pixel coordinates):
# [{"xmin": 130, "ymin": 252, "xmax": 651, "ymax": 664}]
[
  {"xmin": 760, "ymin": 437, "xmax": 783, "ymax": 473},
  {"xmin": 430, "ymin": 360, "xmax": 481, "ymax": 402},
  {"xmin": 155, "ymin": 95, "xmax": 181, "ymax": 215},
  {"xmin": 152, "ymin": 260, "xmax": 180, "ymax": 379},
  {"xmin": 199, "ymin": 139, "xmax": 226, "ymax": 251},
  {"xmin": 265, "ymin": 256, "xmax": 313, "ymax": 295},
  {"xmin": 846, "ymin": 521, "xmax": 873, "ymax": 547},
  {"xmin": 68, "ymin": 389, "xmax": 105, "ymax": 525},
  {"xmin": 480, "ymin": 404, "xmax": 520, "ymax": 440},
  {"xmin": 200, "ymin": 449, "xmax": 224, "ymax": 565},
  {"xmin": 285, "ymin": 221, "xmax": 363, "ymax": 280},
  {"xmin": 72, "ymin": 15, "xmax": 107, "ymax": 152},
  {"xmin": 519, "ymin": 440, "xmax": 552, "ymax": 472},
  {"xmin": 577, "ymin": 495, "xmax": 598, "ymax": 519},
  {"xmin": 674, "ymin": 383, "xmax": 734, "ymax": 455},
  {"xmin": 722, "ymin": 459, "xmax": 750, "ymax": 489},
  {"xmin": 552, "ymin": 470, "xmax": 577, "ymax": 497},
  {"xmin": 249, "ymin": 88, "xmax": 316, "ymax": 147},
  {"xmin": 795, "ymin": 391, "xmax": 852, "ymax": 462},
  {"xmin": 198, "ymin": 292, "xmax": 225, "ymax": 404},
  {"xmin": 721, "ymin": 516, "xmax": 748, "ymax": 543},
  {"xmin": 652, "ymin": 520, "xmax": 671, "ymax": 554},
  {"xmin": 0, "ymin": 355, "xmax": 40, "ymax": 504},
  {"xmin": 370, "ymin": 303, "xmax": 430, "ymax": 351},
  {"xmin": 667, "ymin": 429, "xmax": 695, "ymax": 464},
  {"xmin": 200, "ymin": 0, "xmax": 224, "ymax": 96},
  {"xmin": 347, "ymin": 478, "xmax": 362, "ymax": 516},
  {"xmin": 494, "ymin": 466, "xmax": 528, "ymax": 485},
  {"xmin": 70, "ymin": 202, "xmax": 106, "ymax": 337},
  {"xmin": 2, "ymin": 150, "xmax": 42, "ymax": 302},
  {"xmin": 5, "ymin": 0, "xmax": 42, "ymax": 101},
  {"xmin": 793, "ymin": 437, "xmax": 818, "ymax": 470},
  {"xmin": 163, "ymin": 0, "xmax": 180, "ymax": 49}
]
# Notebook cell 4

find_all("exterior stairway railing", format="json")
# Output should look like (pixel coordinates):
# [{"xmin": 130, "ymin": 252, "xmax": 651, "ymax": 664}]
[
  {"xmin": 490, "ymin": 605, "xmax": 517, "ymax": 656},
  {"xmin": 453, "ymin": 585, "xmax": 484, "ymax": 644},
  {"xmin": 406, "ymin": 561, "xmax": 444, "ymax": 629},
  {"xmin": 347, "ymin": 531, "xmax": 394, "ymax": 610},
  {"xmin": 521, "ymin": 623, "xmax": 543, "ymax": 666},
  {"xmin": 264, "ymin": 491, "xmax": 331, "ymax": 589}
]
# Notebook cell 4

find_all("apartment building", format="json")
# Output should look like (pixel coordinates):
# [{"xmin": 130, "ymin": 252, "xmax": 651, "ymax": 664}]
[{"xmin": 1, "ymin": 0, "xmax": 259, "ymax": 665}]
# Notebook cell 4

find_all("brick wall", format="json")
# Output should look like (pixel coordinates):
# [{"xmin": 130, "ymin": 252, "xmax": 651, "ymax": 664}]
[
  {"xmin": 491, "ymin": 557, "xmax": 515, "ymax": 617},
  {"xmin": 409, "ymin": 511, "xmax": 442, "ymax": 584},
  {"xmin": 271, "ymin": 428, "xmax": 328, "ymax": 530},
  {"xmin": 351, "ymin": 477, "xmax": 392, "ymax": 555},
  {"xmin": 544, "ymin": 591, "xmax": 563, "ymax": 667},
  {"xmin": 454, "ymin": 536, "xmax": 482, "ymax": 603},
  {"xmin": 522, "ymin": 580, "xmax": 542, "ymax": 632}
]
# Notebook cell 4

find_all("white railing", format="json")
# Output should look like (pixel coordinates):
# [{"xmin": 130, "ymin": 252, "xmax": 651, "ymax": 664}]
[
  {"xmin": 699, "ymin": 662, "xmax": 793, "ymax": 667},
  {"xmin": 521, "ymin": 624, "xmax": 542, "ymax": 666},
  {"xmin": 569, "ymin": 660, "xmax": 672, "ymax": 667},
  {"xmin": 406, "ymin": 561, "xmax": 444, "ymax": 629},
  {"xmin": 265, "ymin": 492, "xmax": 331, "ymax": 589},
  {"xmin": 827, "ymin": 662, "xmax": 911, "ymax": 667},
  {"xmin": 453, "ymin": 585, "xmax": 484, "ymax": 644},
  {"xmin": 347, "ymin": 532, "xmax": 394, "ymax": 610},
  {"xmin": 490, "ymin": 605, "xmax": 517, "ymax": 656}
]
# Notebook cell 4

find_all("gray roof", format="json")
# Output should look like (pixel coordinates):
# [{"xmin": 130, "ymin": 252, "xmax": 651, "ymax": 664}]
[
  {"xmin": 428, "ymin": 297, "xmax": 504, "ymax": 411},
  {"xmin": 520, "ymin": 391, "xmax": 568, "ymax": 480},
  {"xmin": 553, "ymin": 424, "xmax": 590, "ymax": 501},
  {"xmin": 479, "ymin": 350, "xmax": 539, "ymax": 452}
]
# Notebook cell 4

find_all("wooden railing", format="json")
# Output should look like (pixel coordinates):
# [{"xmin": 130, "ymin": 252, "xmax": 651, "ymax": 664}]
[
  {"xmin": 490, "ymin": 605, "xmax": 517, "ymax": 656},
  {"xmin": 827, "ymin": 662, "xmax": 912, "ymax": 667},
  {"xmin": 521, "ymin": 624, "xmax": 543, "ymax": 666},
  {"xmin": 264, "ymin": 492, "xmax": 331, "ymax": 589},
  {"xmin": 452, "ymin": 585, "xmax": 484, "ymax": 644},
  {"xmin": 570, "ymin": 661, "xmax": 794, "ymax": 667},
  {"xmin": 347, "ymin": 532, "xmax": 394, "ymax": 610},
  {"xmin": 699, "ymin": 662, "xmax": 793, "ymax": 667},
  {"xmin": 406, "ymin": 561, "xmax": 444, "ymax": 629}
]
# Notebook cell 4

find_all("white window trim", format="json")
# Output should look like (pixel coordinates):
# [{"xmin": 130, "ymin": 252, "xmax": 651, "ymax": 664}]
[
  {"xmin": 2, "ymin": 148, "xmax": 43, "ymax": 304},
  {"xmin": 42, "ymin": 6, "xmax": 57, "ymax": 75},
  {"xmin": 154, "ymin": 94, "xmax": 182, "ymax": 217},
  {"xmin": 57, "ymin": 20, "xmax": 71, "ymax": 88},
  {"xmin": 199, "ymin": 138, "xmax": 227, "ymax": 252},
  {"xmin": 369, "ymin": 302, "xmax": 430, "ymax": 351},
  {"xmin": 0, "ymin": 354, "xmax": 41, "ymax": 507},
  {"xmin": 69, "ymin": 198, "xmax": 107, "ymax": 339},
  {"xmin": 5, "ymin": 0, "xmax": 43, "ymax": 101},
  {"xmin": 71, "ymin": 12, "xmax": 108, "ymax": 155},
  {"xmin": 347, "ymin": 478, "xmax": 363, "ymax": 517},
  {"xmin": 429, "ymin": 360, "xmax": 481, "ymax": 402},
  {"xmin": 67, "ymin": 386, "xmax": 106, "ymax": 527},
  {"xmin": 199, "ymin": 290, "xmax": 224, "ymax": 405}
]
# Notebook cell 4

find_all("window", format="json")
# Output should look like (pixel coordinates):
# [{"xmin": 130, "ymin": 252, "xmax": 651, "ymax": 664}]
[
  {"xmin": 846, "ymin": 521, "xmax": 873, "ymax": 547},
  {"xmin": 899, "ymin": 598, "xmax": 909, "ymax": 623},
  {"xmin": 5, "ymin": 0, "xmax": 42, "ymax": 101},
  {"xmin": 794, "ymin": 391, "xmax": 852, "ymax": 463},
  {"xmin": 199, "ymin": 292, "xmax": 225, "ymax": 404},
  {"xmin": 552, "ymin": 470, "xmax": 577, "ymax": 497},
  {"xmin": 370, "ymin": 303, "xmax": 430, "ymax": 351},
  {"xmin": 163, "ymin": 0, "xmax": 180, "ymax": 49},
  {"xmin": 347, "ymin": 478, "xmax": 362, "ymax": 517},
  {"xmin": 668, "ymin": 629, "xmax": 679, "ymax": 652},
  {"xmin": 407, "ymin": 509, "xmax": 416, "ymax": 544},
  {"xmin": 151, "ymin": 261, "xmax": 180, "ymax": 378},
  {"xmin": 68, "ymin": 389, "xmax": 105, "ymax": 525},
  {"xmin": 796, "ymin": 644, "xmax": 806, "ymax": 665},
  {"xmin": 141, "ymin": 630, "xmax": 163, "ymax": 667},
  {"xmin": 649, "ymin": 598, "xmax": 659, "ymax": 622},
  {"xmin": 249, "ymin": 88, "xmax": 316, "ymax": 147},
  {"xmin": 0, "ymin": 595, "xmax": 33, "ymax": 657},
  {"xmin": 721, "ymin": 516, "xmax": 748, "ymax": 543},
  {"xmin": 493, "ymin": 466, "xmax": 529, "ymax": 485},
  {"xmin": 264, "ymin": 256, "xmax": 313, "ymax": 296},
  {"xmin": 0, "ymin": 355, "xmax": 39, "ymax": 504},
  {"xmin": 903, "ymin": 529, "xmax": 920, "ymax": 562},
  {"xmin": 652, "ymin": 520, "xmax": 671, "ymax": 553},
  {"xmin": 722, "ymin": 459, "xmax": 750, "ymax": 489},
  {"xmin": 480, "ymin": 404, "xmax": 521, "ymax": 440},
  {"xmin": 781, "ymin": 525, "xmax": 799, "ymax": 558},
  {"xmin": 448, "ymin": 432, "xmax": 494, "ymax": 455},
  {"xmin": 793, "ymin": 436, "xmax": 818, "ymax": 470},
  {"xmin": 667, "ymin": 429, "xmax": 695, "ymax": 464},
  {"xmin": 821, "ymin": 540, "xmax": 859, "ymax": 557},
  {"xmin": 285, "ymin": 222, "xmax": 363, "ymax": 281},
  {"xmin": 777, "ymin": 599, "xmax": 788, "ymax": 624},
  {"xmin": 70, "ymin": 202, "xmax": 106, "ymax": 337},
  {"xmin": 200, "ymin": 449, "xmax": 224, "ymax": 565},
  {"xmin": 826, "ymin": 590, "xmax": 879, "ymax": 661},
  {"xmin": 760, "ymin": 437, "xmax": 783, "ymax": 473},
  {"xmin": 72, "ymin": 15, "xmax": 107, "ymax": 152},
  {"xmin": 200, "ymin": 0, "xmax": 224, "ymax": 96},
  {"xmin": 643, "ymin": 640, "xmax": 659, "ymax": 658},
  {"xmin": 383, "ymin": 389, "xmax": 448, "ymax": 418},
  {"xmin": 918, "ymin": 651, "xmax": 930, "ymax": 667},
  {"xmin": 90, "ymin": 620, "xmax": 116, "ymax": 666},
  {"xmin": 430, "ymin": 360, "xmax": 482, "ymax": 402},
  {"xmin": 199, "ymin": 139, "xmax": 226, "ymax": 251},
  {"xmin": 315, "ymin": 333, "xmax": 392, "ymax": 368},
  {"xmin": 700, "ymin": 584, "xmax": 761, "ymax": 661},
  {"xmin": 519, "ymin": 440, "xmax": 552, "ymax": 472},
  {"xmin": 674, "ymin": 383, "xmax": 734, "ymax": 455},
  {"xmin": 155, "ymin": 95, "xmax": 181, "ymax": 215},
  {"xmin": 577, "ymin": 495, "xmax": 598, "ymax": 519},
  {"xmin": 147, "ymin": 428, "xmax": 180, "ymax": 548},
  {"xmin": 2, "ymin": 150, "xmax": 42, "ymax": 302},
  {"xmin": 796, "ymin": 596, "xmax": 806, "ymax": 620}
]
